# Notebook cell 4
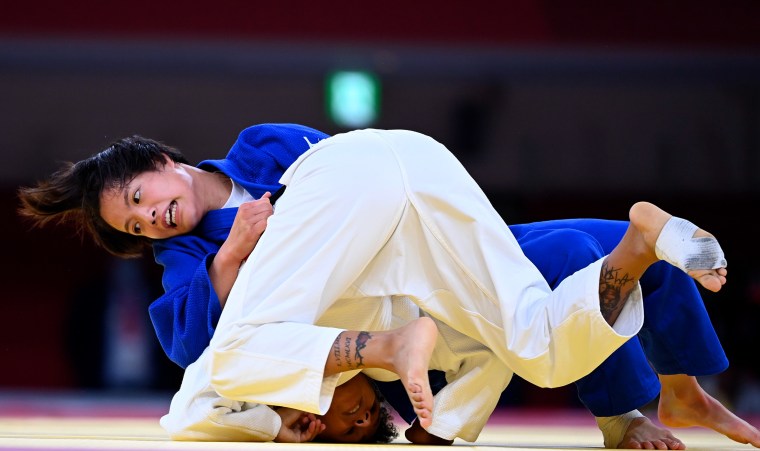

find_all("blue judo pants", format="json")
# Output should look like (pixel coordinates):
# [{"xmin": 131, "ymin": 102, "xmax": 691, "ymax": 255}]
[{"xmin": 377, "ymin": 218, "xmax": 728, "ymax": 421}]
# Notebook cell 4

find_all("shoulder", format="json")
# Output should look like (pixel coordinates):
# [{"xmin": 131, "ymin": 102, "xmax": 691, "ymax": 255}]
[{"xmin": 236, "ymin": 123, "xmax": 329, "ymax": 146}]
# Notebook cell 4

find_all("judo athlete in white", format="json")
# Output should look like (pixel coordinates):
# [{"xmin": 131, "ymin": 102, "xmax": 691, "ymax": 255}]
[
  {"xmin": 163, "ymin": 300, "xmax": 511, "ymax": 443},
  {"xmin": 162, "ymin": 128, "xmax": 728, "ymax": 444}
]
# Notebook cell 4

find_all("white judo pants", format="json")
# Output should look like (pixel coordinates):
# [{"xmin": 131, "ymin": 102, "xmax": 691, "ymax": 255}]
[{"xmin": 209, "ymin": 129, "xmax": 643, "ymax": 414}]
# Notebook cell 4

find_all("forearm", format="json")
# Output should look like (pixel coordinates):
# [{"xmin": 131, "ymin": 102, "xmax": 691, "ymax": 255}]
[
  {"xmin": 207, "ymin": 246, "xmax": 245, "ymax": 307},
  {"xmin": 152, "ymin": 240, "xmax": 226, "ymax": 367}
]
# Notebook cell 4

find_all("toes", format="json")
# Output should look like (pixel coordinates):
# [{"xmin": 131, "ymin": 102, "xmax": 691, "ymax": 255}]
[
  {"xmin": 689, "ymin": 271, "xmax": 725, "ymax": 292},
  {"xmin": 416, "ymin": 412, "xmax": 432, "ymax": 429},
  {"xmin": 662, "ymin": 438, "xmax": 685, "ymax": 450},
  {"xmin": 703, "ymin": 275, "xmax": 724, "ymax": 292},
  {"xmin": 618, "ymin": 439, "xmax": 643, "ymax": 449}
]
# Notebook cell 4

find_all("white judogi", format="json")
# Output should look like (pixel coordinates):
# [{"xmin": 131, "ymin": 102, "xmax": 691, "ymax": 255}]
[
  {"xmin": 164, "ymin": 129, "xmax": 643, "ymax": 441},
  {"xmin": 162, "ymin": 295, "xmax": 511, "ymax": 442}
]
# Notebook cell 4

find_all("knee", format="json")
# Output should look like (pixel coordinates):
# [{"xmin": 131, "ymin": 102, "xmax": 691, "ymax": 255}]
[{"xmin": 552, "ymin": 229, "xmax": 605, "ymax": 272}]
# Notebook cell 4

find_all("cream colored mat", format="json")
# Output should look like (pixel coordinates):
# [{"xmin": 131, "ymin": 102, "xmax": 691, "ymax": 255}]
[{"xmin": 0, "ymin": 415, "xmax": 754, "ymax": 450}]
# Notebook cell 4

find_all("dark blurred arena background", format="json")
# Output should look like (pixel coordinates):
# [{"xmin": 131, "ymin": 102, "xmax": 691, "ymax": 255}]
[{"xmin": 1, "ymin": 1, "xmax": 759, "ymax": 415}]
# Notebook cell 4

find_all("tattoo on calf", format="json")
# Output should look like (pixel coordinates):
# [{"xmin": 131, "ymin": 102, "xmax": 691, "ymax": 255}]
[
  {"xmin": 331, "ymin": 331, "xmax": 372, "ymax": 369},
  {"xmin": 354, "ymin": 331, "xmax": 372, "ymax": 367},
  {"xmin": 332, "ymin": 335, "xmax": 342, "ymax": 367},
  {"xmin": 344, "ymin": 336, "xmax": 353, "ymax": 368},
  {"xmin": 598, "ymin": 262, "xmax": 635, "ymax": 321}
]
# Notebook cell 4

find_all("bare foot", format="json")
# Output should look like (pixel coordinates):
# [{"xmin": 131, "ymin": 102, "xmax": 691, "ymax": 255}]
[
  {"xmin": 390, "ymin": 317, "xmax": 438, "ymax": 429},
  {"xmin": 618, "ymin": 416, "xmax": 686, "ymax": 450},
  {"xmin": 658, "ymin": 374, "xmax": 760, "ymax": 448},
  {"xmin": 629, "ymin": 202, "xmax": 727, "ymax": 293}
]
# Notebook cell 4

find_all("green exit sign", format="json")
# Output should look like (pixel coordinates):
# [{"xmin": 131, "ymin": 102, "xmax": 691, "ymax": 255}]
[{"xmin": 326, "ymin": 70, "xmax": 380, "ymax": 128}]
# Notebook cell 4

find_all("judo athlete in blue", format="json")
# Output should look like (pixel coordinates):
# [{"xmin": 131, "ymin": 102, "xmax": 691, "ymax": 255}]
[
  {"xmin": 17, "ymin": 123, "xmax": 758, "ymax": 448},
  {"xmin": 386, "ymin": 219, "xmax": 737, "ymax": 447}
]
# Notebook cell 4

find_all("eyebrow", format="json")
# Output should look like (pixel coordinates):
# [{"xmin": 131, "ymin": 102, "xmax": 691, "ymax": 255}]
[{"xmin": 121, "ymin": 187, "xmax": 131, "ymax": 233}]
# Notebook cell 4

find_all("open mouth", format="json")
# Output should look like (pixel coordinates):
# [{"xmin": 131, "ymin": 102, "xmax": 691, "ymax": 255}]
[{"xmin": 164, "ymin": 200, "xmax": 178, "ymax": 227}]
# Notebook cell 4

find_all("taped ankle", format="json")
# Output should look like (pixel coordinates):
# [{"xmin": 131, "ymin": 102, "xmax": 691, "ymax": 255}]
[{"xmin": 596, "ymin": 410, "xmax": 645, "ymax": 448}]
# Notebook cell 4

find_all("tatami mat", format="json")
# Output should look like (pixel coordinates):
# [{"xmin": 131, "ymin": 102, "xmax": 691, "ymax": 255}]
[{"xmin": 1, "ymin": 408, "xmax": 757, "ymax": 450}]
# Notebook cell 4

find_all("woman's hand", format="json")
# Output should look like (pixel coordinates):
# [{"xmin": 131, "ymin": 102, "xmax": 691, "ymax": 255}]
[
  {"xmin": 274, "ymin": 407, "xmax": 325, "ymax": 443},
  {"xmin": 223, "ymin": 192, "xmax": 274, "ymax": 263},
  {"xmin": 210, "ymin": 192, "xmax": 275, "ymax": 306},
  {"xmin": 404, "ymin": 419, "xmax": 454, "ymax": 445}
]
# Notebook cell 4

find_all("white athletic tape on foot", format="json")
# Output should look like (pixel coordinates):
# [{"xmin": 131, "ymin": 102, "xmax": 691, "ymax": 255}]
[
  {"xmin": 596, "ymin": 410, "xmax": 645, "ymax": 448},
  {"xmin": 654, "ymin": 217, "xmax": 727, "ymax": 272}
]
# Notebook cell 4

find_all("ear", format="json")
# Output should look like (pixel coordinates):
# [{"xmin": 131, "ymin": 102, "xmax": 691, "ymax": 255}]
[{"xmin": 160, "ymin": 153, "xmax": 177, "ymax": 169}]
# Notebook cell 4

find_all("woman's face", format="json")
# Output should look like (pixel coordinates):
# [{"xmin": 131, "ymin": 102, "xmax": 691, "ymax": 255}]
[
  {"xmin": 317, "ymin": 373, "xmax": 381, "ymax": 443},
  {"xmin": 99, "ymin": 158, "xmax": 204, "ymax": 239}
]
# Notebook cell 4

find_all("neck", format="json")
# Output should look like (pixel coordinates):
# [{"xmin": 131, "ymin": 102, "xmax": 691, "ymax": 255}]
[
  {"xmin": 212, "ymin": 172, "xmax": 232, "ymax": 208},
  {"xmin": 189, "ymin": 165, "xmax": 232, "ymax": 211}
]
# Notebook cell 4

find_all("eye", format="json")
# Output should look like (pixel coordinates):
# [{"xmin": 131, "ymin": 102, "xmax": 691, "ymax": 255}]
[
  {"xmin": 133, "ymin": 223, "xmax": 142, "ymax": 235},
  {"xmin": 133, "ymin": 189, "xmax": 141, "ymax": 204}
]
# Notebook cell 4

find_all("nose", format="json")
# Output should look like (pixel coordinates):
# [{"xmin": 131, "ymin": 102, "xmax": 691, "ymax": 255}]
[
  {"xmin": 142, "ymin": 207, "xmax": 157, "ymax": 225},
  {"xmin": 354, "ymin": 409, "xmax": 371, "ymax": 428}
]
